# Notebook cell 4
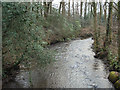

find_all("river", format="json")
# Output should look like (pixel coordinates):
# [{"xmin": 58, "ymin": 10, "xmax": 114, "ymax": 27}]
[{"xmin": 3, "ymin": 38, "xmax": 114, "ymax": 88}]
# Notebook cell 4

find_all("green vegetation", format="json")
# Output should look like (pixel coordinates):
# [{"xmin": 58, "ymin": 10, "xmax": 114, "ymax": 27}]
[{"xmin": 2, "ymin": 2, "xmax": 81, "ymax": 78}]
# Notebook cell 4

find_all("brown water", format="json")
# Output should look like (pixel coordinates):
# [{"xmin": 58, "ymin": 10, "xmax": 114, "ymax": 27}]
[{"xmin": 3, "ymin": 38, "xmax": 113, "ymax": 88}]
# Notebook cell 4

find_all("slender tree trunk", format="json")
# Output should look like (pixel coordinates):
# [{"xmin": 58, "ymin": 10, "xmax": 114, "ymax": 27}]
[
  {"xmin": 104, "ymin": 1, "xmax": 107, "ymax": 26},
  {"xmin": 118, "ymin": 1, "xmax": 120, "ymax": 62},
  {"xmin": 59, "ymin": 2, "xmax": 62, "ymax": 14},
  {"xmin": 76, "ymin": 1, "xmax": 79, "ymax": 15},
  {"xmin": 47, "ymin": 2, "xmax": 50, "ymax": 14},
  {"xmin": 93, "ymin": 2, "xmax": 98, "ymax": 52},
  {"xmin": 40, "ymin": 2, "xmax": 43, "ymax": 16},
  {"xmin": 104, "ymin": 2, "xmax": 113, "ymax": 51},
  {"xmin": 49, "ymin": 1, "xmax": 52, "ymax": 14},
  {"xmin": 99, "ymin": 2, "xmax": 102, "ymax": 24},
  {"xmin": 62, "ymin": 1, "xmax": 65, "ymax": 15},
  {"xmin": 44, "ymin": 1, "xmax": 47, "ymax": 17},
  {"xmin": 68, "ymin": 0, "xmax": 70, "ymax": 17},
  {"xmin": 80, "ymin": 2, "xmax": 83, "ymax": 17},
  {"xmin": 84, "ymin": 2, "xmax": 87, "ymax": 19},
  {"xmin": 90, "ymin": 3, "xmax": 93, "ymax": 18},
  {"xmin": 72, "ymin": 0, "xmax": 74, "ymax": 17},
  {"xmin": 98, "ymin": 2, "xmax": 102, "ymax": 38}
]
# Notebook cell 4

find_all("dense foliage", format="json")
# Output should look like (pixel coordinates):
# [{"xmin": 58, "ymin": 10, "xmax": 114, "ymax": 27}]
[{"xmin": 2, "ymin": 2, "xmax": 81, "ymax": 78}]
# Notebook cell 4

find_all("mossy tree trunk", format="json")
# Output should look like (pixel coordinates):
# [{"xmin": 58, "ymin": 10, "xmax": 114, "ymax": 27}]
[
  {"xmin": 118, "ymin": 1, "xmax": 120, "ymax": 63},
  {"xmin": 104, "ymin": 2, "xmax": 113, "ymax": 51}
]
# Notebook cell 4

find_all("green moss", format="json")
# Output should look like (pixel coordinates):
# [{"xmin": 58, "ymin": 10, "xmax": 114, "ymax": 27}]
[
  {"xmin": 108, "ymin": 71, "xmax": 120, "ymax": 83},
  {"xmin": 114, "ymin": 80, "xmax": 120, "ymax": 89}
]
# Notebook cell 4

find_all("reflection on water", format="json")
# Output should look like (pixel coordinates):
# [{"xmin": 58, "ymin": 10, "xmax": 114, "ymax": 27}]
[{"xmin": 3, "ymin": 38, "xmax": 113, "ymax": 88}]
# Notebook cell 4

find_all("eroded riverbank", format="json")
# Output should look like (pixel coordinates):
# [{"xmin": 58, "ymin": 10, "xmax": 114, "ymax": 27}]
[{"xmin": 3, "ymin": 38, "xmax": 113, "ymax": 88}]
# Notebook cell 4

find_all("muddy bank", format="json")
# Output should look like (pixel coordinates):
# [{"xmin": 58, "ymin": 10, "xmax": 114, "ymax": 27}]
[{"xmin": 3, "ymin": 38, "xmax": 114, "ymax": 88}]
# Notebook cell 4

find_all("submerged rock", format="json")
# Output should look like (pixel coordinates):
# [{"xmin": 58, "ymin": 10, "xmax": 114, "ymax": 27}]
[
  {"xmin": 114, "ymin": 80, "xmax": 120, "ymax": 89},
  {"xmin": 108, "ymin": 71, "xmax": 120, "ymax": 83}
]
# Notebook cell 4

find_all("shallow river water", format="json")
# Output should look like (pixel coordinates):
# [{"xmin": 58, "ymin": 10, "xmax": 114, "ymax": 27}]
[{"xmin": 3, "ymin": 38, "xmax": 114, "ymax": 88}]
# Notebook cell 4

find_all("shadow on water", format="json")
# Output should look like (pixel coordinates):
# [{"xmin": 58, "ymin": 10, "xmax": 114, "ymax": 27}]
[{"xmin": 3, "ymin": 38, "xmax": 114, "ymax": 88}]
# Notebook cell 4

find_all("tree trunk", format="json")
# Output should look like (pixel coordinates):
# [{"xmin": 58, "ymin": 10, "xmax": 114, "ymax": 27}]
[
  {"xmin": 104, "ymin": 2, "xmax": 113, "ymax": 49},
  {"xmin": 68, "ymin": 0, "xmax": 70, "ymax": 17},
  {"xmin": 44, "ymin": 2, "xmax": 47, "ymax": 18},
  {"xmin": 72, "ymin": 0, "xmax": 74, "ymax": 17},
  {"xmin": 76, "ymin": 1, "xmax": 79, "ymax": 15},
  {"xmin": 90, "ymin": 3, "xmax": 93, "ymax": 18},
  {"xmin": 104, "ymin": 1, "xmax": 107, "ymax": 26},
  {"xmin": 62, "ymin": 1, "xmax": 65, "ymax": 15},
  {"xmin": 49, "ymin": 1, "xmax": 52, "ymax": 14},
  {"xmin": 80, "ymin": 2, "xmax": 83, "ymax": 17},
  {"xmin": 93, "ymin": 2, "xmax": 98, "ymax": 52},
  {"xmin": 59, "ymin": 2, "xmax": 62, "ymax": 14},
  {"xmin": 84, "ymin": 2, "xmax": 87, "ymax": 19},
  {"xmin": 99, "ymin": 2, "xmax": 102, "ymax": 24},
  {"xmin": 118, "ymin": 1, "xmax": 120, "ymax": 62}
]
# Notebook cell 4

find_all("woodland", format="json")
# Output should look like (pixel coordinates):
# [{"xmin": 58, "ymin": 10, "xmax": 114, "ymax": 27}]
[{"xmin": 1, "ymin": 0, "xmax": 120, "ymax": 89}]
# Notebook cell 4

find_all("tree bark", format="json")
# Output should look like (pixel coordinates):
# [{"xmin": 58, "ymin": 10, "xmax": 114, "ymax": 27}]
[{"xmin": 118, "ymin": 1, "xmax": 120, "ymax": 62}]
